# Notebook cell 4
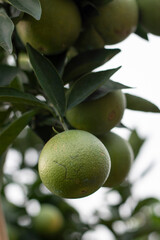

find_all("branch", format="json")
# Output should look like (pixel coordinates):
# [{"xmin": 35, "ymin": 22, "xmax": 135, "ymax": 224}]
[{"xmin": 0, "ymin": 197, "xmax": 8, "ymax": 240}]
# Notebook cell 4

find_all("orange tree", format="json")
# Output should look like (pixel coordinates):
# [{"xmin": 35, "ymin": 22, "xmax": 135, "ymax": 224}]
[{"xmin": 0, "ymin": 0, "xmax": 160, "ymax": 239}]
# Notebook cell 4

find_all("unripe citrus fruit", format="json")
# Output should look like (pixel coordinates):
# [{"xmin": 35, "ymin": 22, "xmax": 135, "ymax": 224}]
[
  {"xmin": 33, "ymin": 204, "xmax": 64, "ymax": 235},
  {"xmin": 66, "ymin": 90, "xmax": 126, "ymax": 136},
  {"xmin": 16, "ymin": 0, "xmax": 82, "ymax": 55},
  {"xmin": 137, "ymin": 0, "xmax": 160, "ymax": 36},
  {"xmin": 87, "ymin": 0, "xmax": 138, "ymax": 45},
  {"xmin": 99, "ymin": 132, "xmax": 134, "ymax": 188},
  {"xmin": 38, "ymin": 130, "xmax": 111, "ymax": 198},
  {"xmin": 75, "ymin": 25, "xmax": 105, "ymax": 52}
]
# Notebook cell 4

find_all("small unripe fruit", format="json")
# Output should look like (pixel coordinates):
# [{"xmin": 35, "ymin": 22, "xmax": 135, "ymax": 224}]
[
  {"xmin": 16, "ymin": 0, "xmax": 82, "ymax": 55},
  {"xmin": 137, "ymin": 0, "xmax": 160, "ymax": 36},
  {"xmin": 66, "ymin": 90, "xmax": 126, "ymax": 136},
  {"xmin": 33, "ymin": 204, "xmax": 64, "ymax": 235},
  {"xmin": 87, "ymin": 0, "xmax": 138, "ymax": 45},
  {"xmin": 99, "ymin": 132, "xmax": 134, "ymax": 187}
]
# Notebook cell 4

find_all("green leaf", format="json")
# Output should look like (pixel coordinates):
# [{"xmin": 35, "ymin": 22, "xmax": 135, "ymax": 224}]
[
  {"xmin": 47, "ymin": 51, "xmax": 67, "ymax": 77},
  {"xmin": 128, "ymin": 129, "xmax": 145, "ymax": 159},
  {"xmin": 0, "ymin": 87, "xmax": 50, "ymax": 111},
  {"xmin": 135, "ymin": 24, "xmax": 149, "ymax": 41},
  {"xmin": 0, "ymin": 152, "xmax": 7, "ymax": 190},
  {"xmin": 67, "ymin": 67, "xmax": 120, "ymax": 109},
  {"xmin": 0, "ymin": 110, "xmax": 36, "ymax": 156},
  {"xmin": 126, "ymin": 93, "xmax": 160, "ymax": 113},
  {"xmin": 0, "ymin": 65, "xmax": 20, "ymax": 86},
  {"xmin": 9, "ymin": 76, "xmax": 24, "ymax": 91},
  {"xmin": 8, "ymin": 0, "xmax": 42, "ymax": 20},
  {"xmin": 132, "ymin": 198, "xmax": 159, "ymax": 215},
  {"xmin": 0, "ymin": 9, "xmax": 14, "ymax": 53},
  {"xmin": 87, "ymin": 79, "xmax": 131, "ymax": 101},
  {"xmin": 0, "ymin": 107, "xmax": 11, "ymax": 126},
  {"xmin": 26, "ymin": 44, "xmax": 66, "ymax": 117},
  {"xmin": 138, "ymin": 161, "xmax": 156, "ymax": 181},
  {"xmin": 63, "ymin": 48, "xmax": 120, "ymax": 83}
]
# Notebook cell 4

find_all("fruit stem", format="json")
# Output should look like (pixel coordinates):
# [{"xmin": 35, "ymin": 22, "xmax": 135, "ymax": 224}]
[
  {"xmin": 52, "ymin": 126, "xmax": 59, "ymax": 134},
  {"xmin": 59, "ymin": 116, "xmax": 68, "ymax": 131},
  {"xmin": 0, "ymin": 197, "xmax": 8, "ymax": 240}
]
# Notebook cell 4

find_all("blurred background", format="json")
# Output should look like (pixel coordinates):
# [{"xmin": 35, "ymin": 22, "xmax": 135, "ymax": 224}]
[{"xmin": 2, "ymin": 32, "xmax": 160, "ymax": 240}]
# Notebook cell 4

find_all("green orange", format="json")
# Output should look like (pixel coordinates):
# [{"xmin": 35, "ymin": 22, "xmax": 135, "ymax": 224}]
[
  {"xmin": 75, "ymin": 25, "xmax": 105, "ymax": 52},
  {"xmin": 137, "ymin": 0, "xmax": 160, "ymax": 36},
  {"xmin": 87, "ymin": 0, "xmax": 138, "ymax": 45},
  {"xmin": 33, "ymin": 204, "xmax": 64, "ymax": 235},
  {"xmin": 66, "ymin": 90, "xmax": 126, "ymax": 136},
  {"xmin": 16, "ymin": 0, "xmax": 82, "ymax": 55},
  {"xmin": 99, "ymin": 131, "xmax": 134, "ymax": 188},
  {"xmin": 38, "ymin": 130, "xmax": 111, "ymax": 198}
]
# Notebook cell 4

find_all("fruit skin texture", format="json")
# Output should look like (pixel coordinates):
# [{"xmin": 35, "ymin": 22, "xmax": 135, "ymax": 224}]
[
  {"xmin": 88, "ymin": 0, "xmax": 138, "ymax": 45},
  {"xmin": 33, "ymin": 204, "xmax": 64, "ymax": 235},
  {"xmin": 38, "ymin": 130, "xmax": 111, "ymax": 198},
  {"xmin": 66, "ymin": 90, "xmax": 126, "ymax": 136},
  {"xmin": 137, "ymin": 0, "xmax": 160, "ymax": 36},
  {"xmin": 99, "ymin": 132, "xmax": 134, "ymax": 188},
  {"xmin": 16, "ymin": 0, "xmax": 82, "ymax": 55}
]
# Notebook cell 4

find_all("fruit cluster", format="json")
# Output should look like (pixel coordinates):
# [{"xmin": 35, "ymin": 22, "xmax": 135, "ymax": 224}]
[
  {"xmin": 16, "ymin": 0, "xmax": 160, "ymax": 55},
  {"xmin": 14, "ymin": 0, "xmax": 160, "ymax": 199}
]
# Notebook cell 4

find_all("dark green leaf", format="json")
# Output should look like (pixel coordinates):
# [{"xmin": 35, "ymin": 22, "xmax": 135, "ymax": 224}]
[
  {"xmin": 0, "ymin": 87, "xmax": 50, "ymax": 111},
  {"xmin": 128, "ymin": 129, "xmax": 145, "ymax": 159},
  {"xmin": 126, "ymin": 93, "xmax": 160, "ymax": 113},
  {"xmin": 0, "ymin": 47, "xmax": 5, "ymax": 62},
  {"xmin": 0, "ymin": 152, "xmax": 7, "ymax": 190},
  {"xmin": 0, "ymin": 9, "xmax": 14, "ymax": 53},
  {"xmin": 0, "ymin": 65, "xmax": 20, "ymax": 86},
  {"xmin": 63, "ymin": 48, "xmax": 120, "ymax": 83},
  {"xmin": 0, "ymin": 107, "xmax": 11, "ymax": 126},
  {"xmin": 8, "ymin": 0, "xmax": 42, "ymax": 20},
  {"xmin": 138, "ymin": 161, "xmax": 156, "ymax": 181},
  {"xmin": 0, "ymin": 110, "xmax": 36, "ymax": 156},
  {"xmin": 151, "ymin": 215, "xmax": 160, "ymax": 229},
  {"xmin": 47, "ymin": 51, "xmax": 67, "ymax": 77},
  {"xmin": 116, "ymin": 122, "xmax": 132, "ymax": 130},
  {"xmin": 67, "ymin": 67, "xmax": 120, "ymax": 109},
  {"xmin": 87, "ymin": 79, "xmax": 131, "ymax": 101},
  {"xmin": 114, "ymin": 182, "xmax": 132, "ymax": 204},
  {"xmin": 135, "ymin": 24, "xmax": 149, "ymax": 41},
  {"xmin": 82, "ymin": 0, "xmax": 113, "ymax": 8},
  {"xmin": 26, "ymin": 44, "xmax": 66, "ymax": 117},
  {"xmin": 132, "ymin": 198, "xmax": 159, "ymax": 215},
  {"xmin": 9, "ymin": 76, "xmax": 24, "ymax": 91}
]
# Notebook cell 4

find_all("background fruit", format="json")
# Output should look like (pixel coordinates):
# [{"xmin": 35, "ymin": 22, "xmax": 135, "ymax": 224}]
[
  {"xmin": 137, "ymin": 0, "xmax": 160, "ymax": 36},
  {"xmin": 66, "ymin": 90, "xmax": 126, "ymax": 136},
  {"xmin": 33, "ymin": 204, "xmax": 64, "ymax": 235},
  {"xmin": 16, "ymin": 0, "xmax": 82, "ymax": 55},
  {"xmin": 87, "ymin": 0, "xmax": 138, "ymax": 45},
  {"xmin": 38, "ymin": 130, "xmax": 111, "ymax": 198},
  {"xmin": 75, "ymin": 25, "xmax": 105, "ymax": 52},
  {"xmin": 99, "ymin": 131, "xmax": 134, "ymax": 188}
]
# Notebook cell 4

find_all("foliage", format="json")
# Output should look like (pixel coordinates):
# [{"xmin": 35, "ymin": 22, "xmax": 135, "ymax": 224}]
[{"xmin": 0, "ymin": 0, "xmax": 160, "ymax": 239}]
